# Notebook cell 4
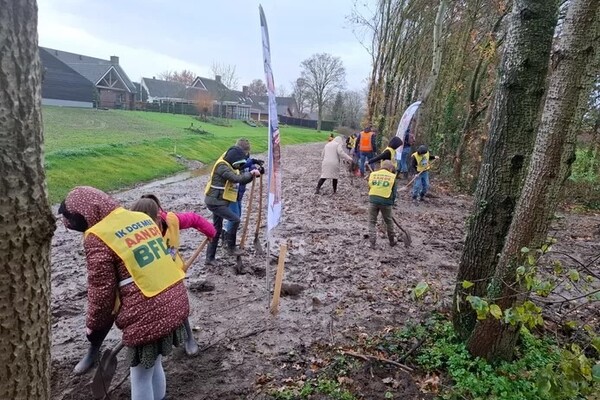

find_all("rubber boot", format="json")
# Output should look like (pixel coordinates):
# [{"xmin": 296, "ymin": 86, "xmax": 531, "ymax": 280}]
[
  {"xmin": 73, "ymin": 344, "xmax": 101, "ymax": 375},
  {"xmin": 183, "ymin": 319, "xmax": 199, "ymax": 356},
  {"xmin": 389, "ymin": 235, "xmax": 397, "ymax": 247},
  {"xmin": 403, "ymin": 171, "xmax": 408, "ymax": 180},
  {"xmin": 225, "ymin": 232, "xmax": 243, "ymax": 256},
  {"xmin": 205, "ymin": 238, "xmax": 218, "ymax": 266}
]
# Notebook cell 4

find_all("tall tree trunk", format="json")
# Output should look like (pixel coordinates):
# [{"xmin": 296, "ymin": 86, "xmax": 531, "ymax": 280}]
[
  {"xmin": 452, "ymin": 0, "xmax": 560, "ymax": 340},
  {"xmin": 468, "ymin": 0, "xmax": 599, "ymax": 361},
  {"xmin": 0, "ymin": 1, "xmax": 55, "ymax": 398}
]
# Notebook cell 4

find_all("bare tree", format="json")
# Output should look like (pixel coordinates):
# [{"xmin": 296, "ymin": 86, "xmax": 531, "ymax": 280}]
[
  {"xmin": 291, "ymin": 78, "xmax": 312, "ymax": 117},
  {"xmin": 211, "ymin": 62, "xmax": 239, "ymax": 90},
  {"xmin": 0, "ymin": 0, "xmax": 55, "ymax": 397},
  {"xmin": 343, "ymin": 90, "xmax": 366, "ymax": 129},
  {"xmin": 277, "ymin": 84, "xmax": 288, "ymax": 97},
  {"xmin": 157, "ymin": 69, "xmax": 196, "ymax": 85},
  {"xmin": 247, "ymin": 79, "xmax": 267, "ymax": 96},
  {"xmin": 299, "ymin": 53, "xmax": 346, "ymax": 130}
]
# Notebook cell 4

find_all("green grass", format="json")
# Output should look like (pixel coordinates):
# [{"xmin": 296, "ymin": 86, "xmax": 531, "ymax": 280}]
[{"xmin": 42, "ymin": 106, "xmax": 326, "ymax": 203}]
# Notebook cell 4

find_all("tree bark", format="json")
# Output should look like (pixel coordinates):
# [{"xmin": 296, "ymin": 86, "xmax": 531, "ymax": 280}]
[
  {"xmin": 468, "ymin": 0, "xmax": 600, "ymax": 361},
  {"xmin": 0, "ymin": 1, "xmax": 55, "ymax": 398},
  {"xmin": 452, "ymin": 0, "xmax": 560, "ymax": 340}
]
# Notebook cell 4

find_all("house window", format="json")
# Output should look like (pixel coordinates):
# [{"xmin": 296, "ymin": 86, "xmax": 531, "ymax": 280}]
[{"xmin": 119, "ymin": 93, "xmax": 126, "ymax": 103}]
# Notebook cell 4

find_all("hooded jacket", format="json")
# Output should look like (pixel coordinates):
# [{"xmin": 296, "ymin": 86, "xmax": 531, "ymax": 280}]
[
  {"xmin": 63, "ymin": 186, "xmax": 189, "ymax": 347},
  {"xmin": 205, "ymin": 146, "xmax": 255, "ymax": 207}
]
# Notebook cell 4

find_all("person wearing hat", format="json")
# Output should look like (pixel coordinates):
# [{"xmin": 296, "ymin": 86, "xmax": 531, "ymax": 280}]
[
  {"xmin": 368, "ymin": 136, "xmax": 403, "ymax": 166},
  {"xmin": 410, "ymin": 145, "xmax": 439, "ymax": 202},
  {"xmin": 204, "ymin": 146, "xmax": 260, "ymax": 265},
  {"xmin": 223, "ymin": 138, "xmax": 264, "ymax": 245}
]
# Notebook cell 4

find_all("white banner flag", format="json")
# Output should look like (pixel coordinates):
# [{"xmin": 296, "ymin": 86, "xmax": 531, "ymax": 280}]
[
  {"xmin": 395, "ymin": 101, "xmax": 422, "ymax": 161},
  {"xmin": 260, "ymin": 5, "xmax": 282, "ymax": 233}
]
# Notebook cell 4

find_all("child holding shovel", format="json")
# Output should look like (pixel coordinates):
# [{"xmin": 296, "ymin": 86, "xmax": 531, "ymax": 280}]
[
  {"xmin": 367, "ymin": 160, "xmax": 398, "ymax": 248},
  {"xmin": 59, "ymin": 186, "xmax": 190, "ymax": 400},
  {"xmin": 410, "ymin": 145, "xmax": 439, "ymax": 202},
  {"xmin": 131, "ymin": 195, "xmax": 216, "ymax": 355}
]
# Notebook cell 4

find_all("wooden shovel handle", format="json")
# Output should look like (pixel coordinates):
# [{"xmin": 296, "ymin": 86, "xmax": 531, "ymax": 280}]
[
  {"xmin": 183, "ymin": 237, "xmax": 210, "ymax": 272},
  {"xmin": 239, "ymin": 178, "xmax": 256, "ymax": 249},
  {"xmin": 254, "ymin": 175, "xmax": 264, "ymax": 238}
]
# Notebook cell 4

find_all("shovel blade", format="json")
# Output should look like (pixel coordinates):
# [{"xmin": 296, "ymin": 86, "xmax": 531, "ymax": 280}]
[
  {"xmin": 90, "ymin": 344, "xmax": 123, "ymax": 399},
  {"xmin": 253, "ymin": 235, "xmax": 264, "ymax": 255}
]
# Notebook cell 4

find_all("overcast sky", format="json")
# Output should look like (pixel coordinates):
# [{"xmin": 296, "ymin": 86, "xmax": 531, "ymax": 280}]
[{"xmin": 37, "ymin": 0, "xmax": 372, "ymax": 92}]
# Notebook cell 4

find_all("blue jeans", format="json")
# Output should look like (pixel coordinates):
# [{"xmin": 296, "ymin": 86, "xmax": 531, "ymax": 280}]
[
  {"xmin": 358, "ymin": 151, "xmax": 374, "ymax": 175},
  {"xmin": 412, "ymin": 171, "xmax": 430, "ymax": 199},
  {"xmin": 400, "ymin": 146, "xmax": 411, "ymax": 173},
  {"xmin": 224, "ymin": 200, "xmax": 242, "ymax": 232}
]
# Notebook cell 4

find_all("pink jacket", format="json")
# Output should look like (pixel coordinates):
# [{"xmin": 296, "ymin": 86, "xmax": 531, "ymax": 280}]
[{"xmin": 159, "ymin": 211, "xmax": 216, "ymax": 239}]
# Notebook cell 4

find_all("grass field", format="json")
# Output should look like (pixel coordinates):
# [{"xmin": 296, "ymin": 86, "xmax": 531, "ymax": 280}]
[{"xmin": 43, "ymin": 106, "xmax": 326, "ymax": 203}]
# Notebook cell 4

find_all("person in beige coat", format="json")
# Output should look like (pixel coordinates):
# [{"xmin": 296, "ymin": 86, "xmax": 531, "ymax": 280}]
[{"xmin": 315, "ymin": 136, "xmax": 353, "ymax": 194}]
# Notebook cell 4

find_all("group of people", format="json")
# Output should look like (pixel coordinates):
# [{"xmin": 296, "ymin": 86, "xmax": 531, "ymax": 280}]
[
  {"xmin": 59, "ymin": 138, "xmax": 264, "ymax": 399},
  {"xmin": 58, "ymin": 131, "xmax": 435, "ymax": 398},
  {"xmin": 319, "ymin": 125, "xmax": 438, "ymax": 248}
]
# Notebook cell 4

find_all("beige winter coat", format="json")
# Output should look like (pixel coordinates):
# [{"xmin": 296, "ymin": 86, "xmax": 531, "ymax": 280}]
[{"xmin": 320, "ymin": 136, "xmax": 353, "ymax": 179}]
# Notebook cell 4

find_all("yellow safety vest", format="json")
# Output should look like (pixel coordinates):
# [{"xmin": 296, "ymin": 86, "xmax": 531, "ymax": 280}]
[
  {"xmin": 368, "ymin": 169, "xmax": 396, "ymax": 199},
  {"xmin": 204, "ymin": 154, "xmax": 240, "ymax": 202},
  {"xmin": 164, "ymin": 212, "xmax": 182, "ymax": 264},
  {"xmin": 349, "ymin": 136, "xmax": 357, "ymax": 149},
  {"xmin": 85, "ymin": 207, "xmax": 184, "ymax": 298},
  {"xmin": 413, "ymin": 151, "xmax": 431, "ymax": 172},
  {"xmin": 384, "ymin": 146, "xmax": 396, "ymax": 164}
]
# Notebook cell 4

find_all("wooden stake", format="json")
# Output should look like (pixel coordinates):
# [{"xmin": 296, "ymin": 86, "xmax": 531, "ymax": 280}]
[
  {"xmin": 270, "ymin": 243, "xmax": 288, "ymax": 315},
  {"xmin": 239, "ymin": 178, "xmax": 256, "ymax": 249}
]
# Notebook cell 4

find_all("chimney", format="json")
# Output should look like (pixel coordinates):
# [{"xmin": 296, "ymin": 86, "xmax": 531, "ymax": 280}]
[
  {"xmin": 242, "ymin": 85, "xmax": 249, "ymax": 97},
  {"xmin": 152, "ymin": 76, "xmax": 156, "ymax": 80},
  {"xmin": 215, "ymin": 75, "xmax": 222, "ymax": 83},
  {"xmin": 110, "ymin": 56, "xmax": 119, "ymax": 65}
]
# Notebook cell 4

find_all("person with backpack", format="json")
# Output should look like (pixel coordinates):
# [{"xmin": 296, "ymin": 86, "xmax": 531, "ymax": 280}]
[
  {"xmin": 355, "ymin": 125, "xmax": 377, "ymax": 176},
  {"xmin": 59, "ymin": 186, "xmax": 189, "ymax": 400},
  {"xmin": 410, "ymin": 145, "xmax": 439, "ymax": 202}
]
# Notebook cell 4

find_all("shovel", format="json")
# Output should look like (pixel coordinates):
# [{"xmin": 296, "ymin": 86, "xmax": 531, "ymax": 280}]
[
  {"xmin": 183, "ymin": 237, "xmax": 210, "ymax": 273},
  {"xmin": 91, "ymin": 341, "xmax": 124, "ymax": 399},
  {"xmin": 239, "ymin": 179, "xmax": 256, "ymax": 250},
  {"xmin": 392, "ymin": 216, "xmax": 412, "ymax": 247},
  {"xmin": 252, "ymin": 174, "xmax": 264, "ymax": 255}
]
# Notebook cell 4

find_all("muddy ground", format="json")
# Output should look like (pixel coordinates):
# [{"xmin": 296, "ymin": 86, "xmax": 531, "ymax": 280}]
[{"xmin": 50, "ymin": 143, "xmax": 600, "ymax": 399}]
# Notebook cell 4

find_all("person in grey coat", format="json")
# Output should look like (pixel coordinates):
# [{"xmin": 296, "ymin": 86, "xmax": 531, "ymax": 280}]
[{"xmin": 204, "ymin": 146, "xmax": 260, "ymax": 265}]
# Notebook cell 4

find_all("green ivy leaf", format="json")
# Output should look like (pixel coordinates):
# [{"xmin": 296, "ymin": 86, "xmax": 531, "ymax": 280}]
[
  {"xmin": 591, "ymin": 337, "xmax": 600, "ymax": 353},
  {"xmin": 462, "ymin": 280, "xmax": 474, "ymax": 289},
  {"xmin": 592, "ymin": 364, "xmax": 600, "ymax": 381},
  {"xmin": 516, "ymin": 266, "xmax": 526, "ymax": 276},
  {"xmin": 568, "ymin": 269, "xmax": 580, "ymax": 282},
  {"xmin": 527, "ymin": 254, "xmax": 536, "ymax": 266},
  {"xmin": 412, "ymin": 281, "xmax": 429, "ymax": 300},
  {"xmin": 521, "ymin": 247, "xmax": 530, "ymax": 254},
  {"xmin": 489, "ymin": 304, "xmax": 502, "ymax": 319}
]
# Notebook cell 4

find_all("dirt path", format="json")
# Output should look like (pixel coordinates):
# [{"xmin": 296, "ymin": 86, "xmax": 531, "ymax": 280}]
[{"xmin": 50, "ymin": 143, "xmax": 600, "ymax": 399}]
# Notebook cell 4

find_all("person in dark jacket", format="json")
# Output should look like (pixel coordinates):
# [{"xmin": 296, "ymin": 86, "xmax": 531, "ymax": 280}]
[
  {"xmin": 410, "ymin": 145, "xmax": 439, "ymax": 201},
  {"xmin": 367, "ymin": 160, "xmax": 398, "ymax": 248},
  {"xmin": 59, "ymin": 186, "xmax": 189, "ymax": 400},
  {"xmin": 204, "ymin": 146, "xmax": 260, "ymax": 265},
  {"xmin": 223, "ymin": 138, "xmax": 264, "ymax": 243},
  {"xmin": 368, "ymin": 136, "xmax": 403, "ymax": 166}
]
